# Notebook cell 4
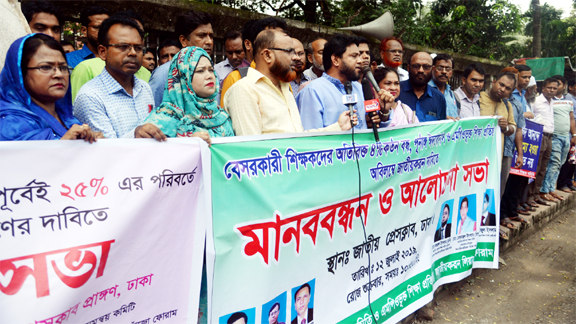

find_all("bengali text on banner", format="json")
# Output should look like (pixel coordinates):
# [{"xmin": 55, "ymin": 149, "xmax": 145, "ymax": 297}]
[
  {"xmin": 0, "ymin": 139, "xmax": 208, "ymax": 324},
  {"xmin": 209, "ymin": 117, "xmax": 501, "ymax": 324}
]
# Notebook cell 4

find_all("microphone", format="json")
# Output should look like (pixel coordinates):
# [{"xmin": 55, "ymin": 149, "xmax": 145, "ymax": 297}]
[
  {"xmin": 362, "ymin": 79, "xmax": 380, "ymax": 142},
  {"xmin": 362, "ymin": 65, "xmax": 381, "ymax": 92},
  {"xmin": 343, "ymin": 81, "xmax": 356, "ymax": 128}
]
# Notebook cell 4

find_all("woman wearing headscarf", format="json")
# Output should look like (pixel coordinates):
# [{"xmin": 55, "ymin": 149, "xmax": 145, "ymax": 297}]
[
  {"xmin": 139, "ymin": 46, "xmax": 234, "ymax": 140},
  {"xmin": 0, "ymin": 34, "xmax": 101, "ymax": 141}
]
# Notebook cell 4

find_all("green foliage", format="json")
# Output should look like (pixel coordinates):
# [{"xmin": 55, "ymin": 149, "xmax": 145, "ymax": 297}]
[
  {"xmin": 523, "ymin": 3, "xmax": 576, "ymax": 63},
  {"xmin": 427, "ymin": 0, "xmax": 524, "ymax": 60}
]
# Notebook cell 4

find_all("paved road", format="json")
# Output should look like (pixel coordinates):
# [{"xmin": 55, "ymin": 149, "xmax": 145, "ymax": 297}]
[{"xmin": 421, "ymin": 207, "xmax": 576, "ymax": 324}]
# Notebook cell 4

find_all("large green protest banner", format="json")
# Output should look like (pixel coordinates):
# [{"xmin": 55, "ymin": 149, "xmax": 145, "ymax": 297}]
[{"xmin": 208, "ymin": 118, "xmax": 501, "ymax": 324}]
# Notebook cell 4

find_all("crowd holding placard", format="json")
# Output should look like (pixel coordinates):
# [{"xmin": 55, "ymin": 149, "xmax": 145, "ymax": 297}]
[{"xmin": 0, "ymin": 1, "xmax": 575, "ymax": 322}]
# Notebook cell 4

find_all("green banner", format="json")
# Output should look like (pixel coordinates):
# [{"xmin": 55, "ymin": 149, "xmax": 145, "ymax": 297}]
[
  {"xmin": 209, "ymin": 118, "xmax": 500, "ymax": 324},
  {"xmin": 526, "ymin": 57, "xmax": 565, "ymax": 81}
]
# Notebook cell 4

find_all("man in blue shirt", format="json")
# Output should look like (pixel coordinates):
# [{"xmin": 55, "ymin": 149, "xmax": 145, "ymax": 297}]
[
  {"xmin": 398, "ymin": 52, "xmax": 446, "ymax": 122},
  {"xmin": 66, "ymin": 6, "xmax": 109, "ymax": 69},
  {"xmin": 73, "ymin": 15, "xmax": 164, "ymax": 140},
  {"xmin": 429, "ymin": 53, "xmax": 458, "ymax": 119},
  {"xmin": 297, "ymin": 34, "xmax": 391, "ymax": 131}
]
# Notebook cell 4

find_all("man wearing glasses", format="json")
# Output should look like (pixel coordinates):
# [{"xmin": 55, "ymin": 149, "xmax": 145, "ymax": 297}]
[
  {"xmin": 73, "ymin": 16, "xmax": 162, "ymax": 139},
  {"xmin": 429, "ymin": 53, "xmax": 459, "ymax": 119},
  {"xmin": 397, "ymin": 52, "xmax": 447, "ymax": 122},
  {"xmin": 378, "ymin": 37, "xmax": 409, "ymax": 82},
  {"xmin": 289, "ymin": 38, "xmax": 310, "ymax": 98}
]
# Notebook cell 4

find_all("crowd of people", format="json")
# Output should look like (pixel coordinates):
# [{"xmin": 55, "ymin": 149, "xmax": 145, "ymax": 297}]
[{"xmin": 1, "ymin": 1, "xmax": 575, "ymax": 241}]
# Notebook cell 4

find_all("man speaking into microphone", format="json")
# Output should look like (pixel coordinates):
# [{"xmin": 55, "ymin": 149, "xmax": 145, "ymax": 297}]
[{"xmin": 297, "ymin": 34, "xmax": 392, "ymax": 131}]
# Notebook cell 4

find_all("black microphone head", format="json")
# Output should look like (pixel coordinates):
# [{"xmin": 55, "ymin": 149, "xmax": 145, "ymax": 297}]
[
  {"xmin": 361, "ymin": 65, "xmax": 372, "ymax": 76},
  {"xmin": 344, "ymin": 81, "xmax": 353, "ymax": 95},
  {"xmin": 361, "ymin": 79, "xmax": 374, "ymax": 100}
]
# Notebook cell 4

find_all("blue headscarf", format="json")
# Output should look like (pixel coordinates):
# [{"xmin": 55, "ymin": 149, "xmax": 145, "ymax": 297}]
[{"xmin": 0, "ymin": 34, "xmax": 80, "ymax": 141}]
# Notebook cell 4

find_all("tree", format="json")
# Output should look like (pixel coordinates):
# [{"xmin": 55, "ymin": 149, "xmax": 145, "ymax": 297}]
[
  {"xmin": 427, "ymin": 0, "xmax": 524, "ymax": 59},
  {"xmin": 531, "ymin": 0, "xmax": 542, "ymax": 57}
]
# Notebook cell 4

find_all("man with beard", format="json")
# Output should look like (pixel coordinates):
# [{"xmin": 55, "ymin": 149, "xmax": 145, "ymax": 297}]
[
  {"xmin": 303, "ymin": 38, "xmax": 327, "ymax": 81},
  {"xmin": 397, "ymin": 52, "xmax": 447, "ymax": 122},
  {"xmin": 429, "ymin": 53, "xmax": 459, "ymax": 119},
  {"xmin": 224, "ymin": 29, "xmax": 357, "ymax": 136},
  {"xmin": 268, "ymin": 302, "xmax": 285, "ymax": 324},
  {"xmin": 73, "ymin": 16, "xmax": 163, "ymax": 140},
  {"xmin": 478, "ymin": 72, "xmax": 517, "ymax": 161},
  {"xmin": 297, "ymin": 34, "xmax": 393, "ymax": 131},
  {"xmin": 379, "ymin": 37, "xmax": 408, "ymax": 81},
  {"xmin": 289, "ymin": 38, "xmax": 310, "ymax": 98},
  {"xmin": 149, "ymin": 10, "xmax": 214, "ymax": 107},
  {"xmin": 66, "ymin": 5, "xmax": 109, "ymax": 69},
  {"xmin": 434, "ymin": 204, "xmax": 452, "ymax": 242},
  {"xmin": 455, "ymin": 63, "xmax": 485, "ymax": 118},
  {"xmin": 215, "ymin": 30, "xmax": 246, "ymax": 85}
]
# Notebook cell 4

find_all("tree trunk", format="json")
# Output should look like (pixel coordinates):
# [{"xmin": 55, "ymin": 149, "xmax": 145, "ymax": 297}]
[{"xmin": 532, "ymin": 0, "xmax": 541, "ymax": 57}]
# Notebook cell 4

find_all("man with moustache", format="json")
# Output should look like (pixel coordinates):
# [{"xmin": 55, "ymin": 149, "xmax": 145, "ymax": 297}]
[
  {"xmin": 149, "ymin": 10, "xmax": 214, "ymax": 107},
  {"xmin": 73, "ymin": 16, "xmax": 164, "ymax": 140},
  {"xmin": 215, "ymin": 30, "xmax": 246, "ymax": 85},
  {"xmin": 66, "ymin": 6, "xmax": 109, "ymax": 69},
  {"xmin": 268, "ymin": 303, "xmax": 285, "ymax": 324},
  {"xmin": 429, "ymin": 53, "xmax": 459, "ymax": 118},
  {"xmin": 289, "ymin": 38, "xmax": 310, "ymax": 98},
  {"xmin": 224, "ymin": 29, "xmax": 357, "ymax": 136},
  {"xmin": 397, "ymin": 52, "xmax": 447, "ymax": 122},
  {"xmin": 302, "ymin": 38, "xmax": 327, "ymax": 81},
  {"xmin": 378, "ymin": 37, "xmax": 408, "ymax": 81},
  {"xmin": 455, "ymin": 63, "xmax": 486, "ymax": 118}
]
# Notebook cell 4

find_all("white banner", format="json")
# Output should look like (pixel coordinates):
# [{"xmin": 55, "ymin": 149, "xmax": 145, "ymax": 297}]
[{"xmin": 0, "ymin": 139, "xmax": 208, "ymax": 324}]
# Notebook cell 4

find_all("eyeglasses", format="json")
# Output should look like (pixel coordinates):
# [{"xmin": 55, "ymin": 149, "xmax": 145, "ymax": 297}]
[
  {"xmin": 27, "ymin": 65, "xmax": 71, "ymax": 75},
  {"xmin": 410, "ymin": 64, "xmax": 433, "ymax": 71},
  {"xmin": 385, "ymin": 50, "xmax": 405, "ymax": 55},
  {"xmin": 105, "ymin": 43, "xmax": 145, "ymax": 53},
  {"xmin": 268, "ymin": 47, "xmax": 297, "ymax": 56},
  {"xmin": 435, "ymin": 66, "xmax": 453, "ymax": 72}
]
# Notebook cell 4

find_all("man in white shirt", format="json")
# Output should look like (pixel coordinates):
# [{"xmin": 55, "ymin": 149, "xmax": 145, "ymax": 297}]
[
  {"xmin": 214, "ymin": 30, "xmax": 245, "ymax": 85},
  {"xmin": 529, "ymin": 78, "xmax": 560, "ymax": 205},
  {"xmin": 455, "ymin": 63, "xmax": 485, "ymax": 118}
]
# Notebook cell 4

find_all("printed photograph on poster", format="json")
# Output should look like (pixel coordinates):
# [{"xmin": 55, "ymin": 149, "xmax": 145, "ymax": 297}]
[
  {"xmin": 480, "ymin": 189, "xmax": 496, "ymax": 226},
  {"xmin": 290, "ymin": 280, "xmax": 315, "ymax": 324},
  {"xmin": 456, "ymin": 194, "xmax": 477, "ymax": 235},
  {"xmin": 434, "ymin": 200, "xmax": 453, "ymax": 242},
  {"xmin": 220, "ymin": 308, "xmax": 256, "ymax": 324},
  {"xmin": 262, "ymin": 292, "xmax": 287, "ymax": 324}
]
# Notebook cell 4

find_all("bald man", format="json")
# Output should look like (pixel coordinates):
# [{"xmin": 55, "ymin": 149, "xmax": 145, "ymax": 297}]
[
  {"xmin": 289, "ymin": 38, "xmax": 310, "ymax": 98},
  {"xmin": 397, "ymin": 52, "xmax": 447, "ymax": 122}
]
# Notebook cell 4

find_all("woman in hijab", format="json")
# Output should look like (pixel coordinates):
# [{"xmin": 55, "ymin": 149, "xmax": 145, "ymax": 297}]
[
  {"xmin": 140, "ymin": 46, "xmax": 234, "ymax": 140},
  {"xmin": 0, "ymin": 34, "xmax": 102, "ymax": 141}
]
